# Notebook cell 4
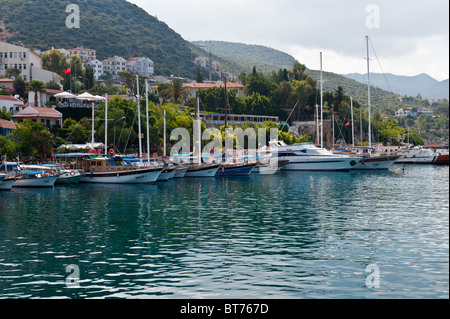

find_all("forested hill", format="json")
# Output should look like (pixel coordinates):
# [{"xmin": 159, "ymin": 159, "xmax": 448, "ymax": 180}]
[
  {"xmin": 0, "ymin": 0, "xmax": 200, "ymax": 77},
  {"xmin": 192, "ymin": 40, "xmax": 297, "ymax": 75}
]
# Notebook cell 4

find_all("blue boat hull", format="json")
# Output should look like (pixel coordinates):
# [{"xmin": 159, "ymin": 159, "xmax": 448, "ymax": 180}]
[{"xmin": 216, "ymin": 164, "xmax": 257, "ymax": 176}]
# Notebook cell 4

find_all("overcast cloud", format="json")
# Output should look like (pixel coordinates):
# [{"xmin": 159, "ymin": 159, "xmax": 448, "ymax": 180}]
[{"xmin": 128, "ymin": 0, "xmax": 449, "ymax": 80}]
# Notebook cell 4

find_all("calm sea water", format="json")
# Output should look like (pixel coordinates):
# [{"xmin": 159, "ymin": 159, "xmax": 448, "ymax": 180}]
[{"xmin": 0, "ymin": 165, "xmax": 448, "ymax": 299}]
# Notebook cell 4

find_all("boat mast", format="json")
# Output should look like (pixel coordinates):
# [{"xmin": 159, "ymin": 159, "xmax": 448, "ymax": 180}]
[
  {"xmin": 164, "ymin": 109, "xmax": 167, "ymax": 157},
  {"xmin": 137, "ymin": 75, "xmax": 142, "ymax": 161},
  {"xmin": 104, "ymin": 93, "xmax": 108, "ymax": 155},
  {"xmin": 224, "ymin": 76, "xmax": 228, "ymax": 128},
  {"xmin": 320, "ymin": 52, "xmax": 323, "ymax": 148},
  {"xmin": 366, "ymin": 35, "xmax": 372, "ymax": 149},
  {"xmin": 145, "ymin": 79, "xmax": 151, "ymax": 164},
  {"xmin": 351, "ymin": 97, "xmax": 355, "ymax": 147},
  {"xmin": 197, "ymin": 97, "xmax": 201, "ymax": 164}
]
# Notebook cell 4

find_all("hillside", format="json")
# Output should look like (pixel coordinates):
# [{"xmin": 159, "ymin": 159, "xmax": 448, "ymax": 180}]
[
  {"xmin": 0, "ymin": 0, "xmax": 202, "ymax": 77},
  {"xmin": 192, "ymin": 40, "xmax": 297, "ymax": 75},
  {"xmin": 341, "ymin": 72, "xmax": 449, "ymax": 100}
]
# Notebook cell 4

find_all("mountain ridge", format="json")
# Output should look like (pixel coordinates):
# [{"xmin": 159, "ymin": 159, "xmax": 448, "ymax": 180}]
[{"xmin": 341, "ymin": 72, "xmax": 449, "ymax": 100}]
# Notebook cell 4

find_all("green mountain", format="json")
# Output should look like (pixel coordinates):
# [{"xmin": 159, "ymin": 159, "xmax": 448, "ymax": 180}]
[
  {"xmin": 192, "ymin": 40, "xmax": 297, "ymax": 75},
  {"xmin": 0, "ymin": 0, "xmax": 201, "ymax": 77}
]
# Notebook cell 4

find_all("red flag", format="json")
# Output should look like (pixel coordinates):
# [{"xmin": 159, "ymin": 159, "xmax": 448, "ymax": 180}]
[
  {"xmin": 64, "ymin": 67, "xmax": 71, "ymax": 75},
  {"xmin": 345, "ymin": 122, "xmax": 350, "ymax": 127}
]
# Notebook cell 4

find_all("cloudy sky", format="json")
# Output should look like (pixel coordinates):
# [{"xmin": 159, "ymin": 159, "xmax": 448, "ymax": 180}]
[{"xmin": 128, "ymin": 0, "xmax": 449, "ymax": 81}]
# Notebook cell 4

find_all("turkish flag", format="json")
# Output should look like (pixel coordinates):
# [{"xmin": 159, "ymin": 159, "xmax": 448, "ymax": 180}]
[
  {"xmin": 345, "ymin": 122, "xmax": 350, "ymax": 127},
  {"xmin": 64, "ymin": 67, "xmax": 71, "ymax": 75}
]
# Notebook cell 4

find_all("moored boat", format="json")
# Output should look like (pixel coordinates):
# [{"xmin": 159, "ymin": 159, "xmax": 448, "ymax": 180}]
[
  {"xmin": 269, "ymin": 140, "xmax": 359, "ymax": 171},
  {"xmin": 216, "ymin": 162, "xmax": 257, "ymax": 176},
  {"xmin": 185, "ymin": 163, "xmax": 220, "ymax": 177},
  {"xmin": 396, "ymin": 146, "xmax": 437, "ymax": 164},
  {"xmin": 434, "ymin": 152, "xmax": 449, "ymax": 165},
  {"xmin": 13, "ymin": 170, "xmax": 58, "ymax": 188},
  {"xmin": 77, "ymin": 156, "xmax": 163, "ymax": 184}
]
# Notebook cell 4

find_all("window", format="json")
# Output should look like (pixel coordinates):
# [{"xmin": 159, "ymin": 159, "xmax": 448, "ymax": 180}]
[
  {"xmin": 23, "ymin": 64, "xmax": 26, "ymax": 70},
  {"xmin": 9, "ymin": 52, "xmax": 12, "ymax": 58},
  {"xmin": 19, "ymin": 64, "xmax": 22, "ymax": 70},
  {"xmin": 14, "ymin": 52, "xmax": 17, "ymax": 59},
  {"xmin": 23, "ymin": 75, "xmax": 27, "ymax": 81},
  {"xmin": 23, "ymin": 52, "xmax": 26, "ymax": 58}
]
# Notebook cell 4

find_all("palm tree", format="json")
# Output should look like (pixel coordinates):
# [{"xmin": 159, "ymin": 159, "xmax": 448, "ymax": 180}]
[
  {"xmin": 28, "ymin": 80, "xmax": 46, "ymax": 107},
  {"xmin": 158, "ymin": 78, "xmax": 191, "ymax": 104}
]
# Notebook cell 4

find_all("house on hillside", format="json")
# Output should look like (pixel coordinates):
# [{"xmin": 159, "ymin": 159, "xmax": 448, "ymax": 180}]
[
  {"xmin": 0, "ymin": 118, "xmax": 17, "ymax": 136},
  {"xmin": 0, "ymin": 95, "xmax": 25, "ymax": 115},
  {"xmin": 127, "ymin": 57, "xmax": 154, "ymax": 77},
  {"xmin": 0, "ymin": 41, "xmax": 63, "ymax": 83},
  {"xmin": 12, "ymin": 106, "xmax": 62, "ymax": 129}
]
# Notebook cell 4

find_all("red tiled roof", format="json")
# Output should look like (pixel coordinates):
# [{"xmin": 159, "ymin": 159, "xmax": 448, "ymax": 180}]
[
  {"xmin": 13, "ymin": 114, "xmax": 61, "ymax": 119},
  {"xmin": 0, "ymin": 95, "xmax": 22, "ymax": 102},
  {"xmin": 0, "ymin": 78, "xmax": 14, "ymax": 82},
  {"xmin": 0, "ymin": 119, "xmax": 17, "ymax": 129},
  {"xmin": 45, "ymin": 89, "xmax": 64, "ymax": 95}
]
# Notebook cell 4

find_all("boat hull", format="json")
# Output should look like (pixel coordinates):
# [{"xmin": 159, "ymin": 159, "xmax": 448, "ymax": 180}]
[
  {"xmin": 0, "ymin": 178, "xmax": 15, "ymax": 191},
  {"xmin": 157, "ymin": 168, "xmax": 177, "ymax": 181},
  {"xmin": 185, "ymin": 164, "xmax": 220, "ymax": 177},
  {"xmin": 56, "ymin": 171, "xmax": 84, "ymax": 184},
  {"xmin": 281, "ymin": 157, "xmax": 359, "ymax": 171},
  {"xmin": 434, "ymin": 154, "xmax": 449, "ymax": 165},
  {"xmin": 396, "ymin": 155, "xmax": 436, "ymax": 164},
  {"xmin": 80, "ymin": 167, "xmax": 163, "ymax": 184},
  {"xmin": 13, "ymin": 175, "xmax": 58, "ymax": 188},
  {"xmin": 174, "ymin": 167, "xmax": 188, "ymax": 178},
  {"xmin": 216, "ymin": 163, "xmax": 257, "ymax": 176},
  {"xmin": 352, "ymin": 155, "xmax": 401, "ymax": 170}
]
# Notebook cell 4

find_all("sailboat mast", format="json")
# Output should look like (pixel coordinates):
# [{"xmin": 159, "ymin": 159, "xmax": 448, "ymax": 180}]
[
  {"xmin": 137, "ymin": 75, "xmax": 142, "ymax": 160},
  {"xmin": 197, "ymin": 97, "xmax": 201, "ymax": 164},
  {"xmin": 145, "ymin": 79, "xmax": 151, "ymax": 164},
  {"xmin": 366, "ymin": 35, "xmax": 372, "ymax": 149},
  {"xmin": 351, "ymin": 97, "xmax": 355, "ymax": 147},
  {"xmin": 104, "ymin": 94, "xmax": 108, "ymax": 155},
  {"xmin": 320, "ymin": 52, "xmax": 323, "ymax": 148},
  {"xmin": 224, "ymin": 76, "xmax": 228, "ymax": 128}
]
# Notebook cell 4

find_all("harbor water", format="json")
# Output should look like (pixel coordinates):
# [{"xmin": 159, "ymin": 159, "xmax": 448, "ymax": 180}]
[{"xmin": 0, "ymin": 165, "xmax": 448, "ymax": 299}]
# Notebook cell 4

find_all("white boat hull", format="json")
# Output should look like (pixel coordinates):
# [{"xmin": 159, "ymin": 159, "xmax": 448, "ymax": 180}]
[
  {"xmin": 281, "ymin": 157, "xmax": 359, "ymax": 171},
  {"xmin": 80, "ymin": 168, "xmax": 163, "ymax": 184},
  {"xmin": 352, "ymin": 155, "xmax": 401, "ymax": 170},
  {"xmin": 185, "ymin": 164, "xmax": 220, "ymax": 177},
  {"xmin": 395, "ymin": 155, "xmax": 436, "ymax": 164},
  {"xmin": 13, "ymin": 175, "xmax": 58, "ymax": 188}
]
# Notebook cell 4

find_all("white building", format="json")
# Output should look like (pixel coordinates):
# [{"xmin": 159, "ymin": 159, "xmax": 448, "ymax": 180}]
[
  {"xmin": 0, "ymin": 41, "xmax": 63, "ymax": 84},
  {"xmin": 87, "ymin": 59, "xmax": 104, "ymax": 80},
  {"xmin": 127, "ymin": 57, "xmax": 154, "ymax": 77},
  {"xmin": 102, "ymin": 56, "xmax": 127, "ymax": 77},
  {"xmin": 67, "ymin": 47, "xmax": 96, "ymax": 64},
  {"xmin": 0, "ymin": 95, "xmax": 25, "ymax": 115},
  {"xmin": 0, "ymin": 41, "xmax": 42, "ymax": 82}
]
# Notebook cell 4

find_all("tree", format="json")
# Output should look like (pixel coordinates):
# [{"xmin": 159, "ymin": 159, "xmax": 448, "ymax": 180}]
[
  {"xmin": 13, "ymin": 120, "xmax": 54, "ymax": 159},
  {"xmin": 27, "ymin": 80, "xmax": 46, "ymax": 107},
  {"xmin": 42, "ymin": 50, "xmax": 69, "ymax": 77},
  {"xmin": 13, "ymin": 76, "xmax": 27, "ymax": 99},
  {"xmin": 158, "ymin": 78, "xmax": 191, "ymax": 104},
  {"xmin": 196, "ymin": 69, "xmax": 204, "ymax": 83},
  {"xmin": 4, "ymin": 67, "xmax": 22, "ymax": 79},
  {"xmin": 45, "ymin": 80, "xmax": 61, "ymax": 90}
]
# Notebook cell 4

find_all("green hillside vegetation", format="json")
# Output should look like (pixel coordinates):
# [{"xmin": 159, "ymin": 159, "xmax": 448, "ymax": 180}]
[
  {"xmin": 0, "ymin": 0, "xmax": 203, "ymax": 77},
  {"xmin": 192, "ymin": 40, "xmax": 296, "ymax": 75}
]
